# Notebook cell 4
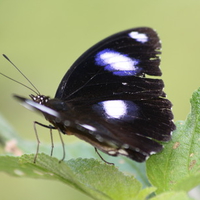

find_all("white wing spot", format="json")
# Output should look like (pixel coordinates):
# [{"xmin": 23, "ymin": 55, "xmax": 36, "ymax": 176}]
[
  {"xmin": 108, "ymin": 150, "xmax": 117, "ymax": 155},
  {"xmin": 95, "ymin": 49, "xmax": 141, "ymax": 76},
  {"xmin": 102, "ymin": 100, "xmax": 127, "ymax": 119},
  {"xmin": 80, "ymin": 124, "xmax": 96, "ymax": 132},
  {"xmin": 128, "ymin": 31, "xmax": 148, "ymax": 43},
  {"xmin": 118, "ymin": 149, "xmax": 128, "ymax": 156}
]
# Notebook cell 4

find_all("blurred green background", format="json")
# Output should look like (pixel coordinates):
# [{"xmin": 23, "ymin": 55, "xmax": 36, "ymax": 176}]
[{"xmin": 0, "ymin": 1, "xmax": 200, "ymax": 199}]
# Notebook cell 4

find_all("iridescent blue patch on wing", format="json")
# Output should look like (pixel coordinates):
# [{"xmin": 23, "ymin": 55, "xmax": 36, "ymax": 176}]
[{"xmin": 95, "ymin": 49, "xmax": 142, "ymax": 76}]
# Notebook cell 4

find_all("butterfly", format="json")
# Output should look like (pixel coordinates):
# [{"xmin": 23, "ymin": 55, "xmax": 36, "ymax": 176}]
[{"xmin": 12, "ymin": 27, "xmax": 175, "ymax": 163}]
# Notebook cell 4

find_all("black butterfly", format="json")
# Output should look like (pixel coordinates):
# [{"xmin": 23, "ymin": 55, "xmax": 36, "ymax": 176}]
[{"xmin": 13, "ymin": 27, "xmax": 175, "ymax": 162}]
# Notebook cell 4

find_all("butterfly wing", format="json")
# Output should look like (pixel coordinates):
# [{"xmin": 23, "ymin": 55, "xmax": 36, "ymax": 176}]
[
  {"xmin": 14, "ymin": 94, "xmax": 174, "ymax": 162},
  {"xmin": 52, "ymin": 27, "xmax": 175, "ymax": 162},
  {"xmin": 14, "ymin": 27, "xmax": 175, "ymax": 162},
  {"xmin": 57, "ymin": 98, "xmax": 174, "ymax": 162},
  {"xmin": 55, "ymin": 27, "xmax": 163, "ymax": 101}
]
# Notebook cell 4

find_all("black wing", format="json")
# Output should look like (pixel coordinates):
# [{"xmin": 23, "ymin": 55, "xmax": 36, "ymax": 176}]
[
  {"xmin": 15, "ymin": 96, "xmax": 174, "ymax": 162},
  {"xmin": 14, "ymin": 27, "xmax": 175, "ymax": 162},
  {"xmin": 55, "ymin": 27, "xmax": 163, "ymax": 101},
  {"xmin": 58, "ymin": 99, "xmax": 174, "ymax": 162},
  {"xmin": 52, "ymin": 27, "xmax": 175, "ymax": 162}
]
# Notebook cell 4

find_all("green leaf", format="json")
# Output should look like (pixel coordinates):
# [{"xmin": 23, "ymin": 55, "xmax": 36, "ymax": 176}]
[
  {"xmin": 66, "ymin": 158, "xmax": 141, "ymax": 200},
  {"xmin": 150, "ymin": 191, "xmax": 192, "ymax": 200},
  {"xmin": 134, "ymin": 187, "xmax": 157, "ymax": 200},
  {"xmin": 0, "ymin": 154, "xmax": 149, "ymax": 200},
  {"xmin": 146, "ymin": 87, "xmax": 200, "ymax": 194}
]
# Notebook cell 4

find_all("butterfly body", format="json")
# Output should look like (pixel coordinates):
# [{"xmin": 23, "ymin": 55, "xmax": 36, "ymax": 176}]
[{"xmin": 14, "ymin": 27, "xmax": 175, "ymax": 162}]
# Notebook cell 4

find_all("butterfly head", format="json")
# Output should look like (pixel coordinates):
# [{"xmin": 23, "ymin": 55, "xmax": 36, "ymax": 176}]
[{"xmin": 29, "ymin": 94, "xmax": 50, "ymax": 105}]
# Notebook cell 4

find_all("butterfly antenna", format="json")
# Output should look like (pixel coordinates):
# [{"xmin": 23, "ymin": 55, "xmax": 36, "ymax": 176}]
[
  {"xmin": 2, "ymin": 54, "xmax": 40, "ymax": 95},
  {"xmin": 0, "ymin": 72, "xmax": 39, "ymax": 95}
]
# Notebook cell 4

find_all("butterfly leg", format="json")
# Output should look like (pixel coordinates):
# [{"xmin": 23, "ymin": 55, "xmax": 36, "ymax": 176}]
[
  {"xmin": 94, "ymin": 148, "xmax": 114, "ymax": 165},
  {"xmin": 33, "ymin": 121, "xmax": 56, "ymax": 163},
  {"xmin": 56, "ymin": 129, "xmax": 65, "ymax": 163}
]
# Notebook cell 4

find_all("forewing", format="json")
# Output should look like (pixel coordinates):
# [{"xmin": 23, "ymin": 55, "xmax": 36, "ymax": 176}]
[{"xmin": 55, "ymin": 27, "xmax": 162, "ymax": 101}]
